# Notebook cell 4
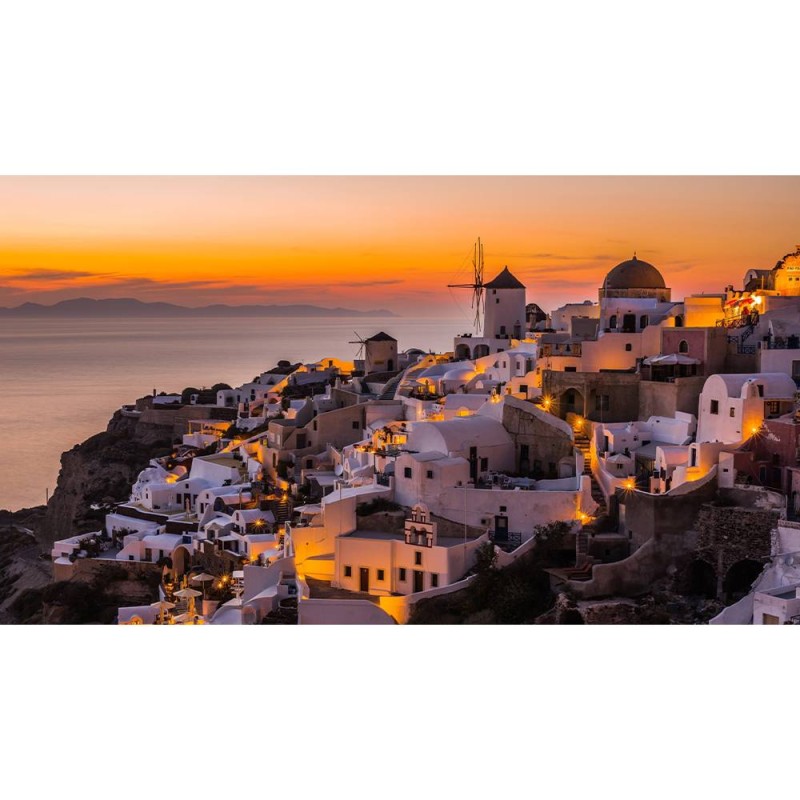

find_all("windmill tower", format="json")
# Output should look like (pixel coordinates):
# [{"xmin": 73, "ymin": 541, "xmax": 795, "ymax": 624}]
[{"xmin": 448, "ymin": 237, "xmax": 486, "ymax": 335}]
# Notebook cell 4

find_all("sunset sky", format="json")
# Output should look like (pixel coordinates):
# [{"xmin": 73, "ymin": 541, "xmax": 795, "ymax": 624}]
[{"xmin": 1, "ymin": 176, "xmax": 798, "ymax": 317}]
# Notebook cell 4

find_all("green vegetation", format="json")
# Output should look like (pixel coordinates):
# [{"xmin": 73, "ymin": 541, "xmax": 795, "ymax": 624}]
[{"xmin": 356, "ymin": 498, "xmax": 403, "ymax": 516}]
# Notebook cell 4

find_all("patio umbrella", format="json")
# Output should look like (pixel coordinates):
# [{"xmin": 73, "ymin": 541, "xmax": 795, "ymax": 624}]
[
  {"xmin": 173, "ymin": 587, "xmax": 202, "ymax": 598},
  {"xmin": 190, "ymin": 572, "xmax": 215, "ymax": 599},
  {"xmin": 150, "ymin": 600, "xmax": 176, "ymax": 625},
  {"xmin": 174, "ymin": 587, "xmax": 203, "ymax": 617}
]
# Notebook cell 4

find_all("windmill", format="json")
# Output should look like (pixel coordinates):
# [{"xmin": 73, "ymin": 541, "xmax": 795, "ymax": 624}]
[
  {"xmin": 349, "ymin": 331, "xmax": 368, "ymax": 360},
  {"xmin": 448, "ymin": 237, "xmax": 486, "ymax": 335}
]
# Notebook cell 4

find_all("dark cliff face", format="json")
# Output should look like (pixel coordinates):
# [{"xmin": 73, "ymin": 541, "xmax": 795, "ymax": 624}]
[{"xmin": 39, "ymin": 409, "xmax": 174, "ymax": 544}]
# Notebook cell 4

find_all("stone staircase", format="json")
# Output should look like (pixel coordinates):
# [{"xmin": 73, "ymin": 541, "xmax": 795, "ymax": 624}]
[
  {"xmin": 274, "ymin": 497, "xmax": 292, "ymax": 525},
  {"xmin": 574, "ymin": 434, "xmax": 611, "ymax": 567},
  {"xmin": 575, "ymin": 435, "xmax": 607, "ymax": 517}
]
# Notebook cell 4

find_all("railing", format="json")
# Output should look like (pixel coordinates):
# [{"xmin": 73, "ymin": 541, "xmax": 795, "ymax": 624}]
[{"xmin": 762, "ymin": 338, "xmax": 800, "ymax": 350}]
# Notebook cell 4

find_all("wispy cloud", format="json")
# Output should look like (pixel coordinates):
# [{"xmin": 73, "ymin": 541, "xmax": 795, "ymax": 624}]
[
  {"xmin": 338, "ymin": 279, "xmax": 404, "ymax": 288},
  {"xmin": 5, "ymin": 268, "xmax": 96, "ymax": 282}
]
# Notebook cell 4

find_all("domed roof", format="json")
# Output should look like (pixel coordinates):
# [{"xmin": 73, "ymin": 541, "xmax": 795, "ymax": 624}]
[
  {"xmin": 442, "ymin": 366, "xmax": 477, "ymax": 382},
  {"xmin": 603, "ymin": 255, "xmax": 666, "ymax": 290}
]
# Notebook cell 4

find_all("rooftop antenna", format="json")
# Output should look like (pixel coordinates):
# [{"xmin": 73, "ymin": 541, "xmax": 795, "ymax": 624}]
[
  {"xmin": 448, "ymin": 237, "xmax": 486, "ymax": 335},
  {"xmin": 348, "ymin": 331, "xmax": 368, "ymax": 360}
]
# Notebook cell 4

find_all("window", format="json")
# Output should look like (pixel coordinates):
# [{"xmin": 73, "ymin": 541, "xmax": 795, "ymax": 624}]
[
  {"xmin": 757, "ymin": 384, "xmax": 764, "ymax": 397},
  {"xmin": 377, "ymin": 569, "xmax": 385, "ymax": 581},
  {"xmin": 625, "ymin": 343, "xmax": 632, "ymax": 351},
  {"xmin": 595, "ymin": 394, "xmax": 610, "ymax": 411},
  {"xmin": 480, "ymin": 457, "xmax": 489, "ymax": 472},
  {"xmin": 639, "ymin": 315, "xmax": 649, "ymax": 328},
  {"xmin": 344, "ymin": 565, "xmax": 352, "ymax": 578},
  {"xmin": 500, "ymin": 505, "xmax": 507, "ymax": 512},
  {"xmin": 414, "ymin": 551, "xmax": 422, "ymax": 566},
  {"xmin": 426, "ymin": 469, "xmax": 434, "ymax": 479},
  {"xmin": 679, "ymin": 340, "xmax": 689, "ymax": 354},
  {"xmin": 399, "ymin": 567, "xmax": 407, "ymax": 582},
  {"xmin": 313, "ymin": 420, "xmax": 318, "ymax": 430},
  {"xmin": 609, "ymin": 315, "xmax": 617, "ymax": 329},
  {"xmin": 404, "ymin": 467, "xmax": 412, "ymax": 479},
  {"xmin": 729, "ymin": 407, "xmax": 735, "ymax": 417},
  {"xmin": 352, "ymin": 420, "xmax": 360, "ymax": 429},
  {"xmin": 710, "ymin": 400, "xmax": 719, "ymax": 415},
  {"xmin": 564, "ymin": 366, "xmax": 577, "ymax": 372},
  {"xmin": 430, "ymin": 573, "xmax": 439, "ymax": 588}
]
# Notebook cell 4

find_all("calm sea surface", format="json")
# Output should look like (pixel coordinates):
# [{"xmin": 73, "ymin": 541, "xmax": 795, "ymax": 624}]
[{"xmin": 0, "ymin": 315, "xmax": 463, "ymax": 511}]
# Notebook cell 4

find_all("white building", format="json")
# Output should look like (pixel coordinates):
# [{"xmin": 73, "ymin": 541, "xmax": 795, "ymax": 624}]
[
  {"xmin": 696, "ymin": 373, "xmax": 797, "ymax": 444},
  {"xmin": 333, "ymin": 504, "xmax": 485, "ymax": 596}
]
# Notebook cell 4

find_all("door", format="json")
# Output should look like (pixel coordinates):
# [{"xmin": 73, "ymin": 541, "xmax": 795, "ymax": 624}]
[
  {"xmin": 494, "ymin": 515, "xmax": 509, "ymax": 543},
  {"xmin": 469, "ymin": 446, "xmax": 478, "ymax": 482},
  {"xmin": 413, "ymin": 570, "xmax": 424, "ymax": 593},
  {"xmin": 359, "ymin": 567, "xmax": 369, "ymax": 592}
]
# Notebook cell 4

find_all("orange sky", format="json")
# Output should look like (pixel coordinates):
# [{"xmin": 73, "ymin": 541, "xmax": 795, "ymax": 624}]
[{"xmin": 1, "ymin": 176, "xmax": 798, "ymax": 317}]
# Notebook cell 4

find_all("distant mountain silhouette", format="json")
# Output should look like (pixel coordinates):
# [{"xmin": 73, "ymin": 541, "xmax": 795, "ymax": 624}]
[{"xmin": 0, "ymin": 298, "xmax": 396, "ymax": 318}]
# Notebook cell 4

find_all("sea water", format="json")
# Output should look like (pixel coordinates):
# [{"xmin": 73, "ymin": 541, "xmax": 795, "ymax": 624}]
[{"xmin": 0, "ymin": 315, "xmax": 463, "ymax": 510}]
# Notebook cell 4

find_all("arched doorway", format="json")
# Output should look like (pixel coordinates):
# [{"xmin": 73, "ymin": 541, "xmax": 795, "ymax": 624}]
[
  {"xmin": 454, "ymin": 343, "xmax": 471, "ymax": 360},
  {"xmin": 723, "ymin": 559, "xmax": 763, "ymax": 603},
  {"xmin": 559, "ymin": 388, "xmax": 584, "ymax": 420},
  {"xmin": 472, "ymin": 344, "xmax": 490, "ymax": 359}
]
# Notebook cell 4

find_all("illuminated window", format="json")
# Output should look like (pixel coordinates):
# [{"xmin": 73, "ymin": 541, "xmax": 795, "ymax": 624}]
[{"xmin": 344, "ymin": 566, "xmax": 352, "ymax": 578}]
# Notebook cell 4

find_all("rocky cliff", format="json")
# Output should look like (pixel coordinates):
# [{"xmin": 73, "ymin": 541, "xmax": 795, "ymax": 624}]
[
  {"xmin": 0, "ymin": 508, "xmax": 52, "ymax": 623},
  {"xmin": 38, "ymin": 405, "xmax": 174, "ymax": 544}
]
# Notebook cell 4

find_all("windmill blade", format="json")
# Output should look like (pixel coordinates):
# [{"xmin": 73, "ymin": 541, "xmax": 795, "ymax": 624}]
[{"xmin": 348, "ymin": 332, "xmax": 366, "ymax": 359}]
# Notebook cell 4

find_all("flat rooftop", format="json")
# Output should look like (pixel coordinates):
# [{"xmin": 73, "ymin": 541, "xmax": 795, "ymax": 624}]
[{"xmin": 343, "ymin": 530, "xmax": 471, "ymax": 548}]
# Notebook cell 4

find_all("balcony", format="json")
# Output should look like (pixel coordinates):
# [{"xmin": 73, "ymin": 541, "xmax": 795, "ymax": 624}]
[{"xmin": 761, "ymin": 336, "xmax": 800, "ymax": 350}]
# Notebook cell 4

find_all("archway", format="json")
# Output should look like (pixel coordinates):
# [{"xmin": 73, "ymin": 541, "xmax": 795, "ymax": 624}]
[
  {"xmin": 723, "ymin": 559, "xmax": 763, "ymax": 603},
  {"xmin": 559, "ymin": 388, "xmax": 584, "ymax": 420},
  {"xmin": 454, "ymin": 343, "xmax": 471, "ymax": 360},
  {"xmin": 472, "ymin": 344, "xmax": 490, "ymax": 359},
  {"xmin": 683, "ymin": 559, "xmax": 717, "ymax": 599},
  {"xmin": 171, "ymin": 545, "xmax": 192, "ymax": 578}
]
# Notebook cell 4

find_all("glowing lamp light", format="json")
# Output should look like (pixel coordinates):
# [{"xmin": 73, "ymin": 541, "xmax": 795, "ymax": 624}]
[{"xmin": 624, "ymin": 478, "xmax": 635, "ymax": 490}]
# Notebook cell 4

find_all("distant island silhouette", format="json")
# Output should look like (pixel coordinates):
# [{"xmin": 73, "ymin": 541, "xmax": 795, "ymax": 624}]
[{"xmin": 0, "ymin": 297, "xmax": 396, "ymax": 318}]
